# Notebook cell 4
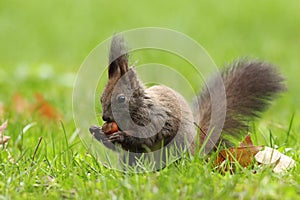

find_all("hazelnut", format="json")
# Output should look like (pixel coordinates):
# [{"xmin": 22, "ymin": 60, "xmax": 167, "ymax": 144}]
[{"xmin": 102, "ymin": 122, "xmax": 119, "ymax": 135}]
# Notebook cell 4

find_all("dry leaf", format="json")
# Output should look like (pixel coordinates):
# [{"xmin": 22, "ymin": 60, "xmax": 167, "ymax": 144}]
[
  {"xmin": 215, "ymin": 133, "xmax": 262, "ymax": 171},
  {"xmin": 255, "ymin": 146, "xmax": 296, "ymax": 173},
  {"xmin": 215, "ymin": 146, "xmax": 263, "ymax": 169},
  {"xmin": 254, "ymin": 147, "xmax": 281, "ymax": 164},
  {"xmin": 0, "ymin": 120, "xmax": 10, "ymax": 145},
  {"xmin": 11, "ymin": 93, "xmax": 61, "ymax": 120},
  {"xmin": 33, "ymin": 93, "xmax": 61, "ymax": 120},
  {"xmin": 12, "ymin": 93, "xmax": 30, "ymax": 114},
  {"xmin": 239, "ymin": 133, "xmax": 254, "ymax": 147},
  {"xmin": 273, "ymin": 154, "xmax": 296, "ymax": 173},
  {"xmin": 214, "ymin": 134, "xmax": 295, "ymax": 174}
]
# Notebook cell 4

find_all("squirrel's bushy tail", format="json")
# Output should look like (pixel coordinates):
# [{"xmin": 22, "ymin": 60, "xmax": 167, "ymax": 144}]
[{"xmin": 197, "ymin": 60, "xmax": 286, "ymax": 146}]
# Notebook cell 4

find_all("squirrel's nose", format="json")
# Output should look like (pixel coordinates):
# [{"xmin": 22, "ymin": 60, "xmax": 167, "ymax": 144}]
[{"xmin": 102, "ymin": 114, "xmax": 113, "ymax": 122}]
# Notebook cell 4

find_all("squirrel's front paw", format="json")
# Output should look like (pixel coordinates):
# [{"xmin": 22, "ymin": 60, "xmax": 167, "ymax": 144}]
[
  {"xmin": 108, "ymin": 131, "xmax": 125, "ymax": 143},
  {"xmin": 89, "ymin": 125, "xmax": 109, "ymax": 142},
  {"xmin": 89, "ymin": 125, "xmax": 117, "ymax": 150}
]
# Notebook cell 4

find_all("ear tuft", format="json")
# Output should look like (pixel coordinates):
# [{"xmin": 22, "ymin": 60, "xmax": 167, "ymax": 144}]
[{"xmin": 108, "ymin": 34, "xmax": 129, "ymax": 79}]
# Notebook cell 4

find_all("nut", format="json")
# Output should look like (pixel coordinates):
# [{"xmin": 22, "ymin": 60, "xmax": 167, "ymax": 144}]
[{"xmin": 102, "ymin": 122, "xmax": 119, "ymax": 135}]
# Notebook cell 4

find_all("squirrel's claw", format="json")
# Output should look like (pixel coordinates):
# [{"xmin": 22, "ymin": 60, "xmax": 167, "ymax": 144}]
[
  {"xmin": 89, "ymin": 125, "xmax": 105, "ymax": 141},
  {"xmin": 108, "ymin": 131, "xmax": 125, "ymax": 143},
  {"xmin": 89, "ymin": 125, "xmax": 101, "ymax": 134},
  {"xmin": 89, "ymin": 125, "xmax": 117, "ymax": 150}
]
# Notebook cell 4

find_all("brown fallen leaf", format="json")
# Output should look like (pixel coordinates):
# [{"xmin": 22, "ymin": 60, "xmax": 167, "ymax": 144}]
[
  {"xmin": 11, "ymin": 93, "xmax": 61, "ymax": 120},
  {"xmin": 214, "ymin": 146, "xmax": 263, "ymax": 172},
  {"xmin": 0, "ymin": 120, "xmax": 10, "ymax": 145},
  {"xmin": 214, "ymin": 133, "xmax": 296, "ymax": 173},
  {"xmin": 33, "ymin": 93, "xmax": 61, "ymax": 119},
  {"xmin": 214, "ymin": 133, "xmax": 260, "ymax": 171},
  {"xmin": 32, "ymin": 93, "xmax": 61, "ymax": 120},
  {"xmin": 12, "ymin": 93, "xmax": 30, "ymax": 114},
  {"xmin": 239, "ymin": 133, "xmax": 254, "ymax": 147}
]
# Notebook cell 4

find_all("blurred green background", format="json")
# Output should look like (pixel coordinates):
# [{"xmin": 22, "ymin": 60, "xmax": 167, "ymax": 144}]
[
  {"xmin": 0, "ymin": 0, "xmax": 299, "ymax": 134},
  {"xmin": 1, "ymin": 1, "xmax": 300, "ymax": 199}
]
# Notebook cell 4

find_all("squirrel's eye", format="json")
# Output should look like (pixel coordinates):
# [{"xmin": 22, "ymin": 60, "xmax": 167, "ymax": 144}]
[{"xmin": 117, "ymin": 95, "xmax": 126, "ymax": 103}]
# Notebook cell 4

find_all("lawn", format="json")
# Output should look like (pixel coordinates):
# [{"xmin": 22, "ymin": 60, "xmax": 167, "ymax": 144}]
[{"xmin": 1, "ymin": 0, "xmax": 300, "ymax": 199}]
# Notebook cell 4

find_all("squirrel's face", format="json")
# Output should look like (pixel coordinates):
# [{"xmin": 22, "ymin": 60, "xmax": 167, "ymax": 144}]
[
  {"xmin": 101, "ymin": 64, "xmax": 145, "ymax": 127},
  {"xmin": 101, "ymin": 35, "xmax": 146, "ymax": 128},
  {"xmin": 101, "ymin": 68, "xmax": 144, "ymax": 126}
]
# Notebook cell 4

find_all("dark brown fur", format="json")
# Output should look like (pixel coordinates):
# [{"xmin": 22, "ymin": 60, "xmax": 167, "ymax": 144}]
[{"xmin": 197, "ymin": 60, "xmax": 285, "ymax": 146}]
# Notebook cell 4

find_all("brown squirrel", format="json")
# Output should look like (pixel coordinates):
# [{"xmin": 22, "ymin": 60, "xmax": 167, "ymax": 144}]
[{"xmin": 89, "ymin": 35, "xmax": 285, "ymax": 158}]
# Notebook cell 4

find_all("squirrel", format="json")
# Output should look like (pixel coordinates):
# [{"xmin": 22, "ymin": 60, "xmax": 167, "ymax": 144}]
[{"xmin": 89, "ymin": 35, "xmax": 285, "ymax": 159}]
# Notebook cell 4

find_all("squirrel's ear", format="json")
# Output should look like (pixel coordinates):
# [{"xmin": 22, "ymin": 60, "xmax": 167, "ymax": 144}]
[
  {"xmin": 108, "ymin": 34, "xmax": 129, "ymax": 79},
  {"xmin": 127, "ymin": 67, "xmax": 141, "ymax": 89}
]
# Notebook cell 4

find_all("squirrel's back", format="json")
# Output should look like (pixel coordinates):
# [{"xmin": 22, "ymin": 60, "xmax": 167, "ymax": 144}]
[{"xmin": 145, "ymin": 85, "xmax": 195, "ymax": 151}]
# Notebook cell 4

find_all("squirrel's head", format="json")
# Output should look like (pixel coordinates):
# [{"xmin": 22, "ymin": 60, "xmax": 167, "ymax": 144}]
[{"xmin": 100, "ymin": 35, "xmax": 145, "ymax": 125}]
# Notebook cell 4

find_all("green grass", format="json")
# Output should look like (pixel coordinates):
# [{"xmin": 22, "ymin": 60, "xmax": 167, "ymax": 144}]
[{"xmin": 1, "ymin": 0, "xmax": 300, "ymax": 199}]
